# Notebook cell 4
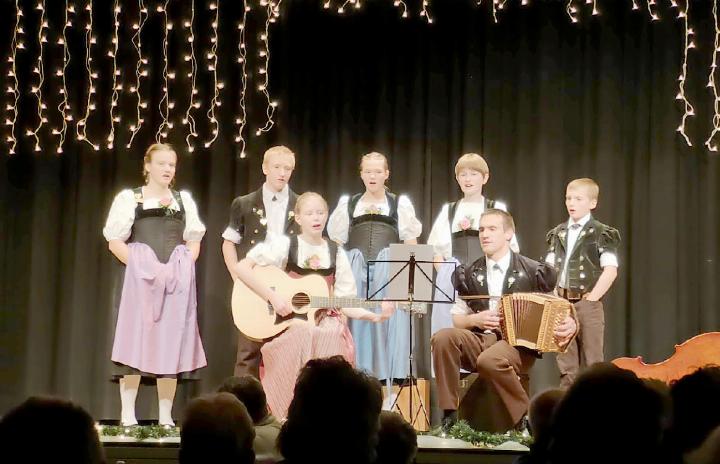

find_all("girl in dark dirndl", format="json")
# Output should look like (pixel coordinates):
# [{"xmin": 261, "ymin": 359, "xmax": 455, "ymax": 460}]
[
  {"xmin": 103, "ymin": 143, "xmax": 207, "ymax": 426},
  {"xmin": 327, "ymin": 152, "xmax": 422, "ymax": 380}
]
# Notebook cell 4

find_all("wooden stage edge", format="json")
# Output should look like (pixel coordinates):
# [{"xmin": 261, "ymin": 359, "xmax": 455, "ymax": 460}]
[{"xmin": 102, "ymin": 435, "xmax": 527, "ymax": 464}]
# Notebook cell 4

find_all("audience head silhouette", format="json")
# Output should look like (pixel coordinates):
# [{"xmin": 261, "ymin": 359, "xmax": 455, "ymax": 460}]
[
  {"xmin": 669, "ymin": 366, "xmax": 720, "ymax": 456},
  {"xmin": 547, "ymin": 363, "xmax": 664, "ymax": 464},
  {"xmin": 218, "ymin": 375, "xmax": 269, "ymax": 424},
  {"xmin": 376, "ymin": 411, "xmax": 417, "ymax": 464},
  {"xmin": 179, "ymin": 392, "xmax": 255, "ymax": 464},
  {"xmin": 0, "ymin": 396, "xmax": 105, "ymax": 464},
  {"xmin": 278, "ymin": 356, "xmax": 383, "ymax": 464}
]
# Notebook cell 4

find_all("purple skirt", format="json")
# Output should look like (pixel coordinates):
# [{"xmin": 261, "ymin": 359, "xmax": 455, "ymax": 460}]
[{"xmin": 111, "ymin": 243, "xmax": 207, "ymax": 377}]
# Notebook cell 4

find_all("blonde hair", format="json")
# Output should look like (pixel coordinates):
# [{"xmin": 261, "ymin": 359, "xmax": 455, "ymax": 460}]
[
  {"xmin": 294, "ymin": 192, "xmax": 328, "ymax": 215},
  {"xmin": 567, "ymin": 178, "xmax": 600, "ymax": 201},
  {"xmin": 359, "ymin": 152, "xmax": 389, "ymax": 172},
  {"xmin": 481, "ymin": 208, "xmax": 516, "ymax": 232},
  {"xmin": 262, "ymin": 145, "xmax": 295, "ymax": 166},
  {"xmin": 455, "ymin": 153, "xmax": 489, "ymax": 176},
  {"xmin": 143, "ymin": 143, "xmax": 177, "ymax": 185}
]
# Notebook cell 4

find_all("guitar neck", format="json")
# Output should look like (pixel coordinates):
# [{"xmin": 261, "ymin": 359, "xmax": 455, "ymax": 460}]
[{"xmin": 309, "ymin": 296, "xmax": 379, "ymax": 309}]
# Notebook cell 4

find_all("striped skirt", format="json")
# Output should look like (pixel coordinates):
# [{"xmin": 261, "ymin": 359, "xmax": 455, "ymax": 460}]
[{"xmin": 260, "ymin": 310, "xmax": 355, "ymax": 420}]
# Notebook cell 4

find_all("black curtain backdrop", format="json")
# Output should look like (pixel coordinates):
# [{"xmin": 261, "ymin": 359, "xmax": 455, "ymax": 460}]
[{"xmin": 1, "ymin": 0, "xmax": 718, "ymax": 421}]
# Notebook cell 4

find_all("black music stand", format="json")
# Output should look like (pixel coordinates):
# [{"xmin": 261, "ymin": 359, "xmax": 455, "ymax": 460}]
[{"xmin": 368, "ymin": 244, "xmax": 456, "ymax": 429}]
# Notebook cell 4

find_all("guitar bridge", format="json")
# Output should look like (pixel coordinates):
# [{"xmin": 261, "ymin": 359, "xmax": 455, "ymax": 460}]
[{"xmin": 275, "ymin": 312, "xmax": 309, "ymax": 325}]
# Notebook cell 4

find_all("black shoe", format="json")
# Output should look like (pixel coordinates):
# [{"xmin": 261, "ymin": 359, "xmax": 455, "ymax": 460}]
[
  {"xmin": 513, "ymin": 414, "xmax": 529, "ymax": 433},
  {"xmin": 441, "ymin": 410, "xmax": 458, "ymax": 432}
]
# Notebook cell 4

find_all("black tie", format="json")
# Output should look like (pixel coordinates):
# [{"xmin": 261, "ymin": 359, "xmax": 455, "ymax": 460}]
[{"xmin": 272, "ymin": 196, "xmax": 277, "ymax": 202}]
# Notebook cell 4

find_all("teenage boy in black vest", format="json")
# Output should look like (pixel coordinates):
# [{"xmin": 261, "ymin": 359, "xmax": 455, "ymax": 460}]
[{"xmin": 222, "ymin": 146, "xmax": 301, "ymax": 377}]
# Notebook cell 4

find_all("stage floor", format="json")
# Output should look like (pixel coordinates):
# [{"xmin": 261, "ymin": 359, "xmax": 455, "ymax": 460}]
[{"xmin": 101, "ymin": 434, "xmax": 527, "ymax": 464}]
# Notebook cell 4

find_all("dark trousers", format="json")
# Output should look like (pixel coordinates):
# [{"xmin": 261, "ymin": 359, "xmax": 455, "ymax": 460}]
[
  {"xmin": 557, "ymin": 299, "xmax": 605, "ymax": 389},
  {"xmin": 235, "ymin": 332, "xmax": 264, "ymax": 378},
  {"xmin": 431, "ymin": 328, "xmax": 535, "ymax": 426}
]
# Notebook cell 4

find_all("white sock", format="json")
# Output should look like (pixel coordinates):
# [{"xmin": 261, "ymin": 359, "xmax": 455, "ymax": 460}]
[
  {"xmin": 157, "ymin": 378, "xmax": 177, "ymax": 426},
  {"xmin": 119, "ymin": 375, "xmax": 141, "ymax": 426}
]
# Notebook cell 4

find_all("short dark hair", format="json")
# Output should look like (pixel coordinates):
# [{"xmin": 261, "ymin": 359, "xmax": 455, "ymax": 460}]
[
  {"xmin": 180, "ymin": 392, "xmax": 255, "ymax": 464},
  {"xmin": 480, "ymin": 208, "xmax": 515, "ymax": 232},
  {"xmin": 376, "ymin": 411, "xmax": 417, "ymax": 464},
  {"xmin": 218, "ymin": 375, "xmax": 268, "ymax": 424},
  {"xmin": 670, "ymin": 366, "xmax": 720, "ymax": 453},
  {"xmin": 548, "ymin": 363, "xmax": 664, "ymax": 464},
  {"xmin": 278, "ymin": 356, "xmax": 383, "ymax": 464},
  {"xmin": 0, "ymin": 396, "xmax": 105, "ymax": 464},
  {"xmin": 528, "ymin": 388, "xmax": 564, "ymax": 440}
]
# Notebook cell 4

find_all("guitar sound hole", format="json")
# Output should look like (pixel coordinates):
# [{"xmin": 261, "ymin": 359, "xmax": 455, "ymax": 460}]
[{"xmin": 291, "ymin": 292, "xmax": 311, "ymax": 308}]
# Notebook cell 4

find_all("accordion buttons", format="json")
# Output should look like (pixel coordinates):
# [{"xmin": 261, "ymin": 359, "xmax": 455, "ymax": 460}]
[
  {"xmin": 580, "ymin": 273, "xmax": 586, "ymax": 279},
  {"xmin": 580, "ymin": 285, "xmax": 585, "ymax": 290},
  {"xmin": 579, "ymin": 256, "xmax": 585, "ymax": 262},
  {"xmin": 290, "ymin": 230, "xmax": 295, "ymax": 234},
  {"xmin": 254, "ymin": 229, "xmax": 259, "ymax": 233},
  {"xmin": 251, "ymin": 240, "xmax": 256, "ymax": 245},
  {"xmin": 599, "ymin": 247, "xmax": 604, "ymax": 253},
  {"xmin": 579, "ymin": 265, "xmax": 584, "ymax": 271}
]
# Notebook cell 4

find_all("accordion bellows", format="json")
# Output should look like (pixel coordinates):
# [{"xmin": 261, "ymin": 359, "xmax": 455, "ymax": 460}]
[{"xmin": 499, "ymin": 293, "xmax": 574, "ymax": 353}]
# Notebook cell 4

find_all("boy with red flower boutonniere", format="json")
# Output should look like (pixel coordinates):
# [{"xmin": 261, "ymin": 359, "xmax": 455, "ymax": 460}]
[
  {"xmin": 427, "ymin": 153, "xmax": 520, "ymax": 335},
  {"xmin": 221, "ymin": 146, "xmax": 301, "ymax": 378},
  {"xmin": 235, "ymin": 192, "xmax": 395, "ymax": 419}
]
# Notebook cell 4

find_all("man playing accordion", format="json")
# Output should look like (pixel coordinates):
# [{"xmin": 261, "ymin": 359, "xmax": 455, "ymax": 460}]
[{"xmin": 431, "ymin": 209, "xmax": 578, "ymax": 431}]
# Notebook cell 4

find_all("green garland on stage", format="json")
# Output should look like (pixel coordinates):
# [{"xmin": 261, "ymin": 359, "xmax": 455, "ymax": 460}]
[
  {"xmin": 428, "ymin": 420, "xmax": 533, "ymax": 448},
  {"xmin": 99, "ymin": 425, "xmax": 180, "ymax": 440},
  {"xmin": 98, "ymin": 420, "xmax": 530, "ymax": 446}
]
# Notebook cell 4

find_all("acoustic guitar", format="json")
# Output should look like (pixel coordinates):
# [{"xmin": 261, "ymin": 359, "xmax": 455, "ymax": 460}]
[{"xmin": 232, "ymin": 266, "xmax": 423, "ymax": 340}]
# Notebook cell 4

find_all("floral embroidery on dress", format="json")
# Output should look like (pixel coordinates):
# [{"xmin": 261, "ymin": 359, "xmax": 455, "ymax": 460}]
[
  {"xmin": 303, "ymin": 255, "xmax": 320, "ymax": 269},
  {"xmin": 158, "ymin": 197, "xmax": 179, "ymax": 217},
  {"xmin": 364, "ymin": 204, "xmax": 383, "ymax": 215},
  {"xmin": 457, "ymin": 215, "xmax": 474, "ymax": 231},
  {"xmin": 303, "ymin": 254, "xmax": 322, "ymax": 270}
]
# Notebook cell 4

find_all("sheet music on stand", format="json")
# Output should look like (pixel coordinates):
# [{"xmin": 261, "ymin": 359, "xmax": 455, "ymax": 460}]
[
  {"xmin": 367, "ymin": 244, "xmax": 457, "ymax": 428},
  {"xmin": 367, "ymin": 244, "xmax": 456, "ymax": 305}
]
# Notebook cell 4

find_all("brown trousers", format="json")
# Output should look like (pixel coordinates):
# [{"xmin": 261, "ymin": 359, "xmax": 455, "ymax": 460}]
[
  {"xmin": 557, "ymin": 299, "xmax": 605, "ymax": 389},
  {"xmin": 235, "ymin": 333, "xmax": 264, "ymax": 378},
  {"xmin": 431, "ymin": 328, "xmax": 536, "ymax": 426}
]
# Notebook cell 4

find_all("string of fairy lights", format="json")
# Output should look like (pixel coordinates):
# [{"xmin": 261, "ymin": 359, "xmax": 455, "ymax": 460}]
[
  {"xmin": 5, "ymin": 0, "xmax": 23, "ymax": 155},
  {"xmin": 75, "ymin": 0, "xmax": 99, "ymax": 151},
  {"xmin": 255, "ymin": 0, "xmax": 279, "ymax": 136},
  {"xmin": 705, "ymin": 0, "xmax": 720, "ymax": 152},
  {"xmin": 28, "ymin": 0, "xmax": 47, "ymax": 153},
  {"xmin": 676, "ymin": 0, "xmax": 695, "ymax": 147},
  {"xmin": 127, "ymin": 0, "xmax": 149, "ymax": 148},
  {"xmin": 107, "ymin": 1, "xmax": 121, "ymax": 150},
  {"xmin": 53, "ymin": 1, "xmax": 74, "ymax": 154},
  {"xmin": 235, "ymin": 1, "xmax": 250, "ymax": 157},
  {"xmin": 203, "ymin": 0, "xmax": 221, "ymax": 149},
  {"xmin": 155, "ymin": 0, "xmax": 172, "ymax": 143},
  {"xmin": 183, "ymin": 0, "xmax": 199, "ymax": 152},
  {"xmin": 2, "ymin": 0, "xmax": 719, "ymax": 156}
]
